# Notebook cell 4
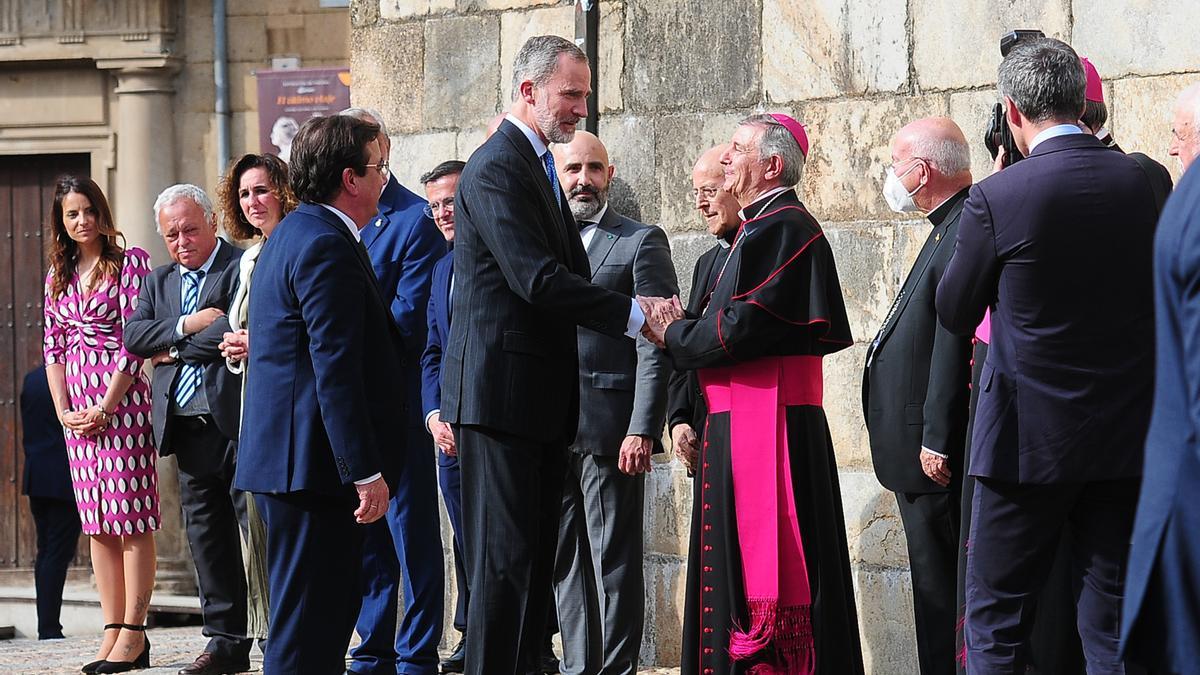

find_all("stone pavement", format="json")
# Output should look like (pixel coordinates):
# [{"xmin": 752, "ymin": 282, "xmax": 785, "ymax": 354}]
[{"xmin": 0, "ymin": 627, "xmax": 681, "ymax": 674}]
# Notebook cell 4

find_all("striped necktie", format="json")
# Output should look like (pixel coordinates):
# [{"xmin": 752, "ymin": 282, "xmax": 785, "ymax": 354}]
[{"xmin": 174, "ymin": 270, "xmax": 205, "ymax": 408}]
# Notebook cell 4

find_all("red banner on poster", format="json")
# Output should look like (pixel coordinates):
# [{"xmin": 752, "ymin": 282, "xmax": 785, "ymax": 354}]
[{"xmin": 255, "ymin": 67, "xmax": 352, "ymax": 162}]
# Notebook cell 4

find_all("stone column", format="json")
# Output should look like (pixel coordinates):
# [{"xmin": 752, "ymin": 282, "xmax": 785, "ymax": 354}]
[
  {"xmin": 95, "ymin": 57, "xmax": 197, "ymax": 596},
  {"xmin": 97, "ymin": 57, "xmax": 182, "ymax": 267}
]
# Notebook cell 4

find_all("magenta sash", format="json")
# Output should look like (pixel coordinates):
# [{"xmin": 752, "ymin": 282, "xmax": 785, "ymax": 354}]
[{"xmin": 700, "ymin": 355, "xmax": 820, "ymax": 673}]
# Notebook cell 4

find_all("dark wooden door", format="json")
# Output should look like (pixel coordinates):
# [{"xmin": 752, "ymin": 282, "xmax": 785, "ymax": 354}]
[{"xmin": 0, "ymin": 153, "xmax": 90, "ymax": 571}]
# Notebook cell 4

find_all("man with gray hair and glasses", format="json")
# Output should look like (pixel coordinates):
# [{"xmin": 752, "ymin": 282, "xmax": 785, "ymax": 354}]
[
  {"xmin": 439, "ymin": 35, "xmax": 650, "ymax": 674},
  {"xmin": 936, "ymin": 38, "xmax": 1159, "ymax": 673},
  {"xmin": 642, "ymin": 113, "xmax": 864, "ymax": 673},
  {"xmin": 1169, "ymin": 83, "xmax": 1200, "ymax": 172},
  {"xmin": 336, "ymin": 107, "xmax": 447, "ymax": 675}
]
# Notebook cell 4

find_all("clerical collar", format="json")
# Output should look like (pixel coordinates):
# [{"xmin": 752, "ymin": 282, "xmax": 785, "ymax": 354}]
[
  {"xmin": 927, "ymin": 187, "xmax": 971, "ymax": 227},
  {"xmin": 504, "ymin": 113, "xmax": 549, "ymax": 159},
  {"xmin": 737, "ymin": 186, "xmax": 791, "ymax": 222}
]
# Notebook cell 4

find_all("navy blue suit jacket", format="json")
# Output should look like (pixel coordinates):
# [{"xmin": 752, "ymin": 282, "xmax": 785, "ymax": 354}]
[
  {"xmin": 421, "ymin": 248, "xmax": 452, "ymax": 421},
  {"xmin": 20, "ymin": 365, "xmax": 73, "ymax": 501},
  {"xmin": 361, "ymin": 176, "xmax": 445, "ymax": 357},
  {"xmin": 1121, "ymin": 163, "xmax": 1200, "ymax": 661},
  {"xmin": 235, "ymin": 203, "xmax": 405, "ymax": 496},
  {"xmin": 936, "ymin": 132, "xmax": 1157, "ymax": 484}
]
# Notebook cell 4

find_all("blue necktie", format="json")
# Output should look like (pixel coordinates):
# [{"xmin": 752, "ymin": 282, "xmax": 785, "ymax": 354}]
[
  {"xmin": 174, "ymin": 270, "xmax": 205, "ymax": 408},
  {"xmin": 542, "ymin": 151, "xmax": 561, "ymax": 204}
]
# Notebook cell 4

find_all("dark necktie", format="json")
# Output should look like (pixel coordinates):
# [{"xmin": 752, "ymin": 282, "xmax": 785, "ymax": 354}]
[
  {"xmin": 577, "ymin": 220, "xmax": 592, "ymax": 233},
  {"xmin": 542, "ymin": 151, "xmax": 561, "ymax": 204}
]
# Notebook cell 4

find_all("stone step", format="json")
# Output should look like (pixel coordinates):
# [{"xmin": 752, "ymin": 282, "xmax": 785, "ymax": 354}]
[{"xmin": 0, "ymin": 584, "xmax": 200, "ymax": 641}]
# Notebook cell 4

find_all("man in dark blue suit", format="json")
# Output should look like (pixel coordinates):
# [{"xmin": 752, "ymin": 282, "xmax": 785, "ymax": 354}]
[
  {"xmin": 418, "ymin": 159, "xmax": 468, "ymax": 672},
  {"xmin": 1121, "ymin": 161, "xmax": 1200, "ymax": 673},
  {"xmin": 234, "ymin": 114, "xmax": 405, "ymax": 675},
  {"xmin": 338, "ymin": 107, "xmax": 445, "ymax": 675},
  {"xmin": 20, "ymin": 364, "xmax": 81, "ymax": 640},
  {"xmin": 936, "ymin": 38, "xmax": 1158, "ymax": 674}
]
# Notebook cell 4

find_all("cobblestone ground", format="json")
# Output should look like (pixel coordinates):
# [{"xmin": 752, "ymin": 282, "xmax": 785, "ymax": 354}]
[{"xmin": 0, "ymin": 628, "xmax": 681, "ymax": 674}]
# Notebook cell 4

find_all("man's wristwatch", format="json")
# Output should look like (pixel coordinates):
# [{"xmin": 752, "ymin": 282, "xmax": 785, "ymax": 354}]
[{"xmin": 168, "ymin": 345, "xmax": 181, "ymax": 360}]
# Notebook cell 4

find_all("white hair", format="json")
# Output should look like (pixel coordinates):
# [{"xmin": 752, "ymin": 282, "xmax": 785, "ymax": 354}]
[
  {"xmin": 910, "ymin": 132, "xmax": 972, "ymax": 177},
  {"xmin": 153, "ymin": 184, "xmax": 213, "ymax": 233},
  {"xmin": 340, "ymin": 106, "xmax": 389, "ymax": 139},
  {"xmin": 1177, "ymin": 83, "xmax": 1200, "ymax": 131}
]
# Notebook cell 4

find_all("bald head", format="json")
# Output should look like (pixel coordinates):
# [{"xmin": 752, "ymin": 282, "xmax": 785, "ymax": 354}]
[
  {"xmin": 692, "ymin": 144, "xmax": 741, "ymax": 238},
  {"xmin": 551, "ymin": 131, "xmax": 613, "ymax": 221},
  {"xmin": 485, "ymin": 113, "xmax": 507, "ymax": 138},
  {"xmin": 1170, "ymin": 83, "xmax": 1200, "ymax": 171},
  {"xmin": 888, "ymin": 116, "xmax": 972, "ymax": 213}
]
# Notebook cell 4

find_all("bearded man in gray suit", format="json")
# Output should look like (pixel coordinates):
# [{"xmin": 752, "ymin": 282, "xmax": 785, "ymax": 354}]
[{"xmin": 550, "ymin": 131, "xmax": 678, "ymax": 675}]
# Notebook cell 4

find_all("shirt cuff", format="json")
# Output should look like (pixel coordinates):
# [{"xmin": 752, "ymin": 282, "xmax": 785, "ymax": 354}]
[
  {"xmin": 353, "ymin": 472, "xmax": 383, "ymax": 486},
  {"xmin": 624, "ymin": 298, "xmax": 645, "ymax": 339},
  {"xmin": 425, "ymin": 409, "xmax": 440, "ymax": 433},
  {"xmin": 175, "ymin": 315, "xmax": 187, "ymax": 339},
  {"xmin": 921, "ymin": 447, "xmax": 948, "ymax": 459}
]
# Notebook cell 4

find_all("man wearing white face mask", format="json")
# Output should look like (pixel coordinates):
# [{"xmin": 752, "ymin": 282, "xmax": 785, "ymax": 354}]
[{"xmin": 863, "ymin": 116, "xmax": 974, "ymax": 675}]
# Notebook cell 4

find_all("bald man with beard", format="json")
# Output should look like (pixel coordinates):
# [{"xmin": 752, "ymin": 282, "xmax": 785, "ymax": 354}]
[
  {"xmin": 864, "ymin": 117, "xmax": 974, "ymax": 675},
  {"xmin": 550, "ymin": 130, "xmax": 678, "ymax": 675}
]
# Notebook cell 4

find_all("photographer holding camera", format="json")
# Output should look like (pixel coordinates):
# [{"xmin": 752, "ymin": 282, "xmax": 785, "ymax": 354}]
[{"xmin": 936, "ymin": 37, "xmax": 1160, "ymax": 673}]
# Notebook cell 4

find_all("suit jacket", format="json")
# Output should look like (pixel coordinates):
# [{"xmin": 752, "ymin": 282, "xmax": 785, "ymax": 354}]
[
  {"xmin": 124, "ymin": 239, "xmax": 243, "ymax": 454},
  {"xmin": 20, "ymin": 365, "xmax": 73, "ymax": 500},
  {"xmin": 440, "ymin": 120, "xmax": 633, "ymax": 444},
  {"xmin": 420, "ymin": 247, "xmax": 452, "ymax": 421},
  {"xmin": 571, "ymin": 208, "xmax": 678, "ymax": 456},
  {"xmin": 1121, "ymin": 162, "xmax": 1196, "ymax": 658},
  {"xmin": 361, "ymin": 175, "xmax": 445, "ymax": 357},
  {"xmin": 863, "ymin": 190, "xmax": 973, "ymax": 493},
  {"xmin": 936, "ymin": 133, "xmax": 1158, "ymax": 484},
  {"xmin": 234, "ymin": 203, "xmax": 405, "ymax": 496},
  {"xmin": 666, "ymin": 241, "xmax": 729, "ymax": 437}
]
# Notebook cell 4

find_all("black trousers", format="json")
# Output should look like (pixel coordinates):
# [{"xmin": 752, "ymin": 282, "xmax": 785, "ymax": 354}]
[
  {"xmin": 28, "ymin": 496, "xmax": 81, "ymax": 639},
  {"xmin": 965, "ymin": 477, "xmax": 1139, "ymax": 675},
  {"xmin": 168, "ymin": 416, "xmax": 251, "ymax": 662},
  {"xmin": 456, "ymin": 424, "xmax": 566, "ymax": 675},
  {"xmin": 896, "ymin": 489, "xmax": 960, "ymax": 675}
]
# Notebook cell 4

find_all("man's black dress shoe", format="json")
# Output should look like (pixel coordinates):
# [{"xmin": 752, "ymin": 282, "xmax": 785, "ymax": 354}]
[
  {"xmin": 440, "ymin": 635, "xmax": 466, "ymax": 673},
  {"xmin": 177, "ymin": 651, "xmax": 251, "ymax": 675}
]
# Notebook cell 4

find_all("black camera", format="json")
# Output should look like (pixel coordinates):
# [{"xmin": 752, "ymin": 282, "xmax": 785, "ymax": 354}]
[{"xmin": 984, "ymin": 29, "xmax": 1045, "ymax": 168}]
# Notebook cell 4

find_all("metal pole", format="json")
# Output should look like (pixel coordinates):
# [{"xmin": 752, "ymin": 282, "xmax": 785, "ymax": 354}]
[
  {"xmin": 574, "ymin": 0, "xmax": 600, "ymax": 135},
  {"xmin": 213, "ymin": 0, "xmax": 231, "ymax": 177}
]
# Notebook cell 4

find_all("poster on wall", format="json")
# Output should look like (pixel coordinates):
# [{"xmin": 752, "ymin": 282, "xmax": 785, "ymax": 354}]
[{"xmin": 255, "ymin": 67, "xmax": 352, "ymax": 162}]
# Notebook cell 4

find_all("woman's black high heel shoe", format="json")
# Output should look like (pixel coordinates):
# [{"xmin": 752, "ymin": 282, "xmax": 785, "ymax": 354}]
[
  {"xmin": 94, "ymin": 624, "xmax": 150, "ymax": 673},
  {"xmin": 81, "ymin": 624, "xmax": 124, "ymax": 674}
]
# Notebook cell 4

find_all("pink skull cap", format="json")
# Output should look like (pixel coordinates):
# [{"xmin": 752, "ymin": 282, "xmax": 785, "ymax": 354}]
[
  {"xmin": 768, "ymin": 113, "xmax": 810, "ymax": 158},
  {"xmin": 1081, "ymin": 57, "xmax": 1104, "ymax": 103}
]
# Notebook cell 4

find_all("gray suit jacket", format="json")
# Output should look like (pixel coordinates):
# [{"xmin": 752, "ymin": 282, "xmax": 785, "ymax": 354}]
[
  {"xmin": 124, "ymin": 239, "xmax": 243, "ymax": 456},
  {"xmin": 571, "ymin": 208, "xmax": 678, "ymax": 455}
]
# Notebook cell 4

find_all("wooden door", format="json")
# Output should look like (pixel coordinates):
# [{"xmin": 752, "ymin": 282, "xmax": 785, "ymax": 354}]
[{"xmin": 0, "ymin": 153, "xmax": 90, "ymax": 572}]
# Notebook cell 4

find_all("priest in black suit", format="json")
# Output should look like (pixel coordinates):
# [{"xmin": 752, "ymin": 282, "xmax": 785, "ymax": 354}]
[
  {"xmin": 666, "ymin": 144, "xmax": 740, "ymax": 472},
  {"xmin": 862, "ymin": 117, "xmax": 973, "ymax": 675}
]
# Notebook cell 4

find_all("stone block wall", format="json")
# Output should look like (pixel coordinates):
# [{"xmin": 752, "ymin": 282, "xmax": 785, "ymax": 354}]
[{"xmin": 350, "ymin": 0, "xmax": 1198, "ymax": 670}]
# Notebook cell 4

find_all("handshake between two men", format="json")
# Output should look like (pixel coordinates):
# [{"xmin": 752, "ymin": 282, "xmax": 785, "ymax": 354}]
[{"xmin": 636, "ymin": 294, "xmax": 685, "ymax": 349}]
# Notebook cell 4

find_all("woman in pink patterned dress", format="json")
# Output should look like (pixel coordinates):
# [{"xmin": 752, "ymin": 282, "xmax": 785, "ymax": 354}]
[{"xmin": 42, "ymin": 176, "xmax": 158, "ymax": 673}]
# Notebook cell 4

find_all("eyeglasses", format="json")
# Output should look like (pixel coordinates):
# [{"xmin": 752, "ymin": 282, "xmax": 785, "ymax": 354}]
[
  {"xmin": 364, "ymin": 160, "xmax": 390, "ymax": 180},
  {"xmin": 690, "ymin": 186, "xmax": 722, "ymax": 201},
  {"xmin": 423, "ymin": 197, "xmax": 455, "ymax": 219}
]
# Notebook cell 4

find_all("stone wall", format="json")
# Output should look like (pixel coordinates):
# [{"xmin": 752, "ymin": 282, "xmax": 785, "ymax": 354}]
[{"xmin": 350, "ymin": 0, "xmax": 1197, "ymax": 670}]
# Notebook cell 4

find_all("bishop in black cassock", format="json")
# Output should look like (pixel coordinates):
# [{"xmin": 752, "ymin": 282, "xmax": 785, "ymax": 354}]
[{"xmin": 646, "ymin": 114, "xmax": 864, "ymax": 675}]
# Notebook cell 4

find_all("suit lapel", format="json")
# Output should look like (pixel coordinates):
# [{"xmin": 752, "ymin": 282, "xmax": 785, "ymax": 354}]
[
  {"xmin": 499, "ymin": 122, "xmax": 572, "ymax": 258},
  {"xmin": 300, "ymin": 204, "xmax": 392, "ymax": 318},
  {"xmin": 166, "ymin": 265, "xmax": 182, "ymax": 314},
  {"xmin": 197, "ymin": 240, "xmax": 233, "ymax": 306},
  {"xmin": 875, "ymin": 199, "xmax": 965, "ymax": 348},
  {"xmin": 586, "ymin": 210, "xmax": 622, "ymax": 276},
  {"xmin": 360, "ymin": 210, "xmax": 387, "ymax": 250}
]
